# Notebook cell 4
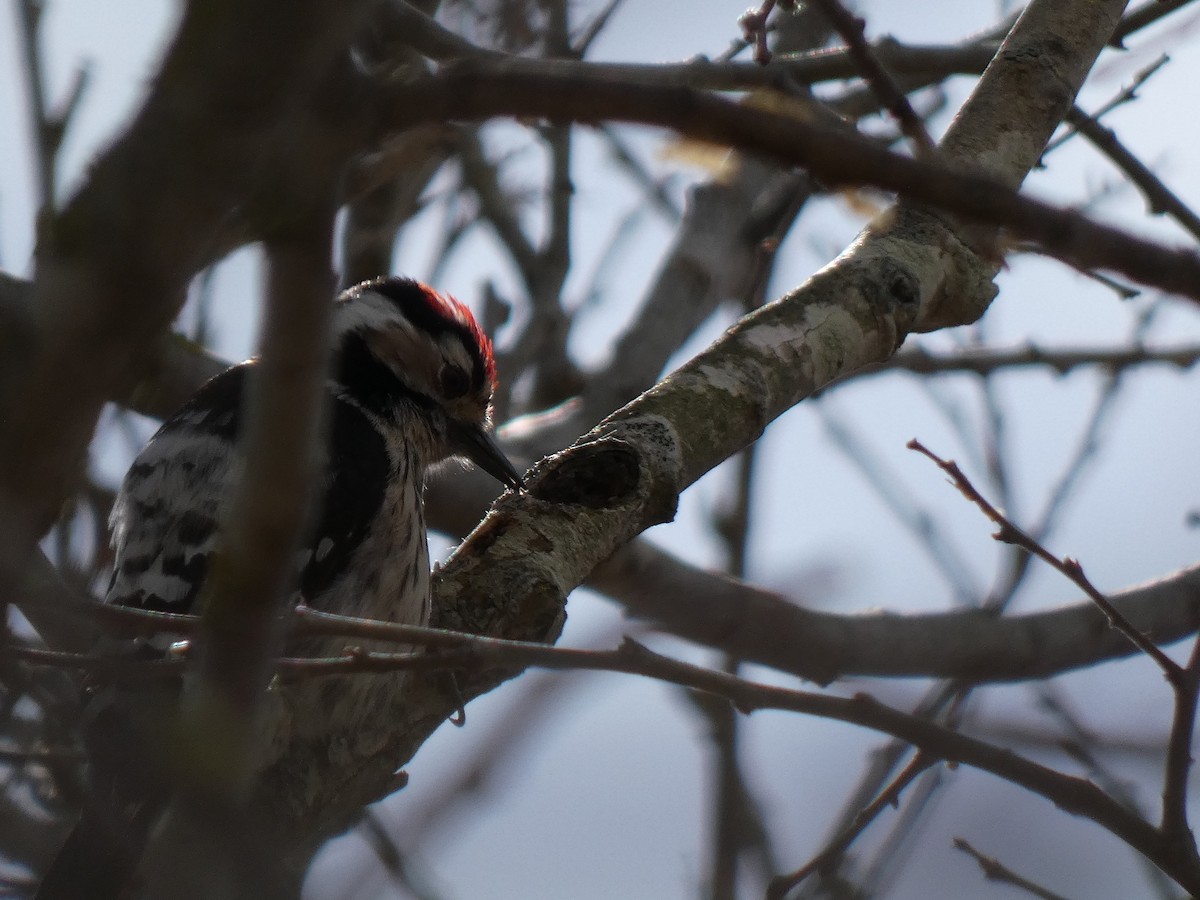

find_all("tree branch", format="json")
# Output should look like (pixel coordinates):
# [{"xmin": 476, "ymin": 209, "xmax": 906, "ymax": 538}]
[
  {"xmin": 593, "ymin": 540, "xmax": 1200, "ymax": 684},
  {"xmin": 246, "ymin": 0, "xmax": 1142, "ymax": 851},
  {"xmin": 138, "ymin": 201, "xmax": 340, "ymax": 899}
]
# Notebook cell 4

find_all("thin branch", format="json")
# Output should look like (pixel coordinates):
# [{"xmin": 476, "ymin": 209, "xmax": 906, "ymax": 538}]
[
  {"xmin": 1032, "ymin": 688, "xmax": 1180, "ymax": 899},
  {"xmin": 858, "ymin": 742, "xmax": 957, "ymax": 894},
  {"xmin": 20, "ymin": 544, "xmax": 1200, "ymax": 691},
  {"xmin": 378, "ymin": 0, "xmax": 505, "ymax": 61},
  {"xmin": 456, "ymin": 129, "xmax": 541, "ymax": 280},
  {"xmin": 1111, "ymin": 0, "xmax": 1200, "ymax": 46},
  {"xmin": 570, "ymin": 0, "xmax": 624, "ymax": 58},
  {"xmin": 1066, "ymin": 103, "xmax": 1200, "ymax": 243},
  {"xmin": 7, "ymin": 643, "xmax": 185, "ymax": 678},
  {"xmin": 736, "ymin": 0, "xmax": 778, "ymax": 65},
  {"xmin": 393, "ymin": 0, "xmax": 997, "ymax": 88},
  {"xmin": 22, "ymin": 626, "xmax": 1187, "ymax": 885},
  {"xmin": 803, "ymin": 0, "xmax": 936, "ymax": 155},
  {"xmin": 908, "ymin": 440, "xmax": 1186, "ymax": 684},
  {"xmin": 976, "ymin": 334, "xmax": 1014, "ymax": 541},
  {"xmin": 378, "ymin": 62, "xmax": 1200, "ymax": 303},
  {"xmin": 16, "ymin": 0, "xmax": 55, "ymax": 212},
  {"xmin": 1160, "ymin": 635, "xmax": 1200, "ymax": 849},
  {"xmin": 1045, "ymin": 54, "xmax": 1169, "ymax": 154},
  {"xmin": 988, "ymin": 355, "xmax": 1129, "ymax": 607},
  {"xmin": 818, "ymin": 405, "xmax": 982, "ymax": 605},
  {"xmin": 256, "ymin": 641, "xmax": 1186, "ymax": 892},
  {"xmin": 953, "ymin": 838, "xmax": 1073, "ymax": 900},
  {"xmin": 869, "ymin": 342, "xmax": 1200, "ymax": 379},
  {"xmin": 803, "ymin": 683, "xmax": 958, "ymax": 894},
  {"xmin": 708, "ymin": 430, "xmax": 765, "ymax": 896},
  {"xmin": 522, "ymin": 120, "xmax": 578, "ymax": 409},
  {"xmin": 16, "ymin": 591, "xmax": 1200, "ymax": 893},
  {"xmin": 0, "ymin": 637, "xmax": 1131, "ymax": 821},
  {"xmin": 599, "ymin": 124, "xmax": 681, "ymax": 220},
  {"xmin": 768, "ymin": 752, "xmax": 935, "ymax": 899}
]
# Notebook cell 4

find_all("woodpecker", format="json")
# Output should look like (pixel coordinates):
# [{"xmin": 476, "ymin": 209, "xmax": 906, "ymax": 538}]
[
  {"xmin": 37, "ymin": 276, "xmax": 522, "ymax": 898},
  {"xmin": 109, "ymin": 274, "xmax": 521, "ymax": 624}
]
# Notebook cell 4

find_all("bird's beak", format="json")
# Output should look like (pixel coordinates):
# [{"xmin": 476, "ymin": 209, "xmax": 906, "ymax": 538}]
[{"xmin": 452, "ymin": 422, "xmax": 524, "ymax": 491}]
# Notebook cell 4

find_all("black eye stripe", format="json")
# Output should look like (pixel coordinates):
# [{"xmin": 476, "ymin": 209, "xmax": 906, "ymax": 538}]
[{"xmin": 440, "ymin": 364, "xmax": 470, "ymax": 399}]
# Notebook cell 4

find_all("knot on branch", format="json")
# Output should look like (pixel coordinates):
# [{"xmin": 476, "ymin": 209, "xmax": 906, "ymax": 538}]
[
  {"xmin": 590, "ymin": 415, "xmax": 683, "ymax": 529},
  {"xmin": 528, "ymin": 439, "xmax": 640, "ymax": 508},
  {"xmin": 869, "ymin": 206, "xmax": 999, "ymax": 333}
]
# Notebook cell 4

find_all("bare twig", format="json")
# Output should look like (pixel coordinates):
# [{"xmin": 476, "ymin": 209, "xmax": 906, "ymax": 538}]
[
  {"xmin": 525, "ymin": 120, "xmax": 577, "ymax": 408},
  {"xmin": 768, "ymin": 752, "xmax": 935, "ymax": 899},
  {"xmin": 1066, "ymin": 104, "xmax": 1200, "ymax": 242},
  {"xmin": 1160, "ymin": 635, "xmax": 1200, "ymax": 852},
  {"xmin": 570, "ymin": 0, "xmax": 625, "ymax": 58},
  {"xmin": 599, "ymin": 124, "xmax": 682, "ymax": 221},
  {"xmin": 395, "ymin": 0, "xmax": 996, "ymax": 89},
  {"xmin": 7, "ymin": 630, "xmax": 1162, "ymax": 865},
  {"xmin": 819, "ymin": 406, "xmax": 982, "ymax": 605},
  {"xmin": 990, "ymin": 355, "xmax": 1129, "ymax": 607},
  {"xmin": 1111, "ymin": 0, "xmax": 1200, "ymax": 46},
  {"xmin": 1033, "ymin": 689, "xmax": 1180, "ymax": 899},
  {"xmin": 707, "ymin": 440, "xmax": 767, "ymax": 895},
  {"xmin": 378, "ymin": 62, "xmax": 1200, "ymax": 303},
  {"xmin": 378, "ymin": 0, "xmax": 504, "ymax": 61},
  {"xmin": 16, "ymin": 0, "xmax": 89, "ymax": 213},
  {"xmin": 1045, "ymin": 55, "xmax": 1169, "ymax": 154},
  {"xmin": 252, "ymin": 641, "xmax": 1188, "ymax": 892},
  {"xmin": 908, "ymin": 440, "xmax": 1185, "ymax": 684},
  {"xmin": 736, "ymin": 0, "xmax": 779, "ymax": 65},
  {"xmin": 7, "ymin": 643, "xmax": 185, "ymax": 678},
  {"xmin": 953, "ymin": 838, "xmax": 1073, "ymax": 900},
  {"xmin": 857, "ymin": 730, "xmax": 960, "ymax": 894},
  {"xmin": 456, "ymin": 129, "xmax": 540, "ymax": 279},
  {"xmin": 21, "ymin": 544, "xmax": 1200, "ymax": 691},
  {"xmin": 13, "ymin": 600, "xmax": 1200, "ymax": 892},
  {"xmin": 976, "ymin": 335, "xmax": 1013, "ymax": 536},
  {"xmin": 25, "ymin": 561, "xmax": 1200, "ymax": 691},
  {"xmin": 803, "ymin": 0, "xmax": 936, "ymax": 155},
  {"xmin": 870, "ymin": 342, "xmax": 1200, "ymax": 379}
]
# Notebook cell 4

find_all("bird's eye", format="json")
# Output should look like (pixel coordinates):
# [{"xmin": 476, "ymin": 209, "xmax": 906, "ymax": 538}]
[{"xmin": 439, "ymin": 364, "xmax": 470, "ymax": 399}]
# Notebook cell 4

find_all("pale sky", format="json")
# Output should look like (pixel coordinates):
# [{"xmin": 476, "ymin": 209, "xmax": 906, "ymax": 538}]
[{"xmin": 4, "ymin": 2, "xmax": 1200, "ymax": 897}]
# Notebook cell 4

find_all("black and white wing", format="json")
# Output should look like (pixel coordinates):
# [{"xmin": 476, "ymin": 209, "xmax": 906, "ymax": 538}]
[
  {"xmin": 107, "ymin": 364, "xmax": 398, "ymax": 621},
  {"xmin": 107, "ymin": 365, "xmax": 249, "ymax": 613}
]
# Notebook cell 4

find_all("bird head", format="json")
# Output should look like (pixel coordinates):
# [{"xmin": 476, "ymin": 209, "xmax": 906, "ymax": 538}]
[{"xmin": 333, "ymin": 277, "xmax": 523, "ymax": 490}]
